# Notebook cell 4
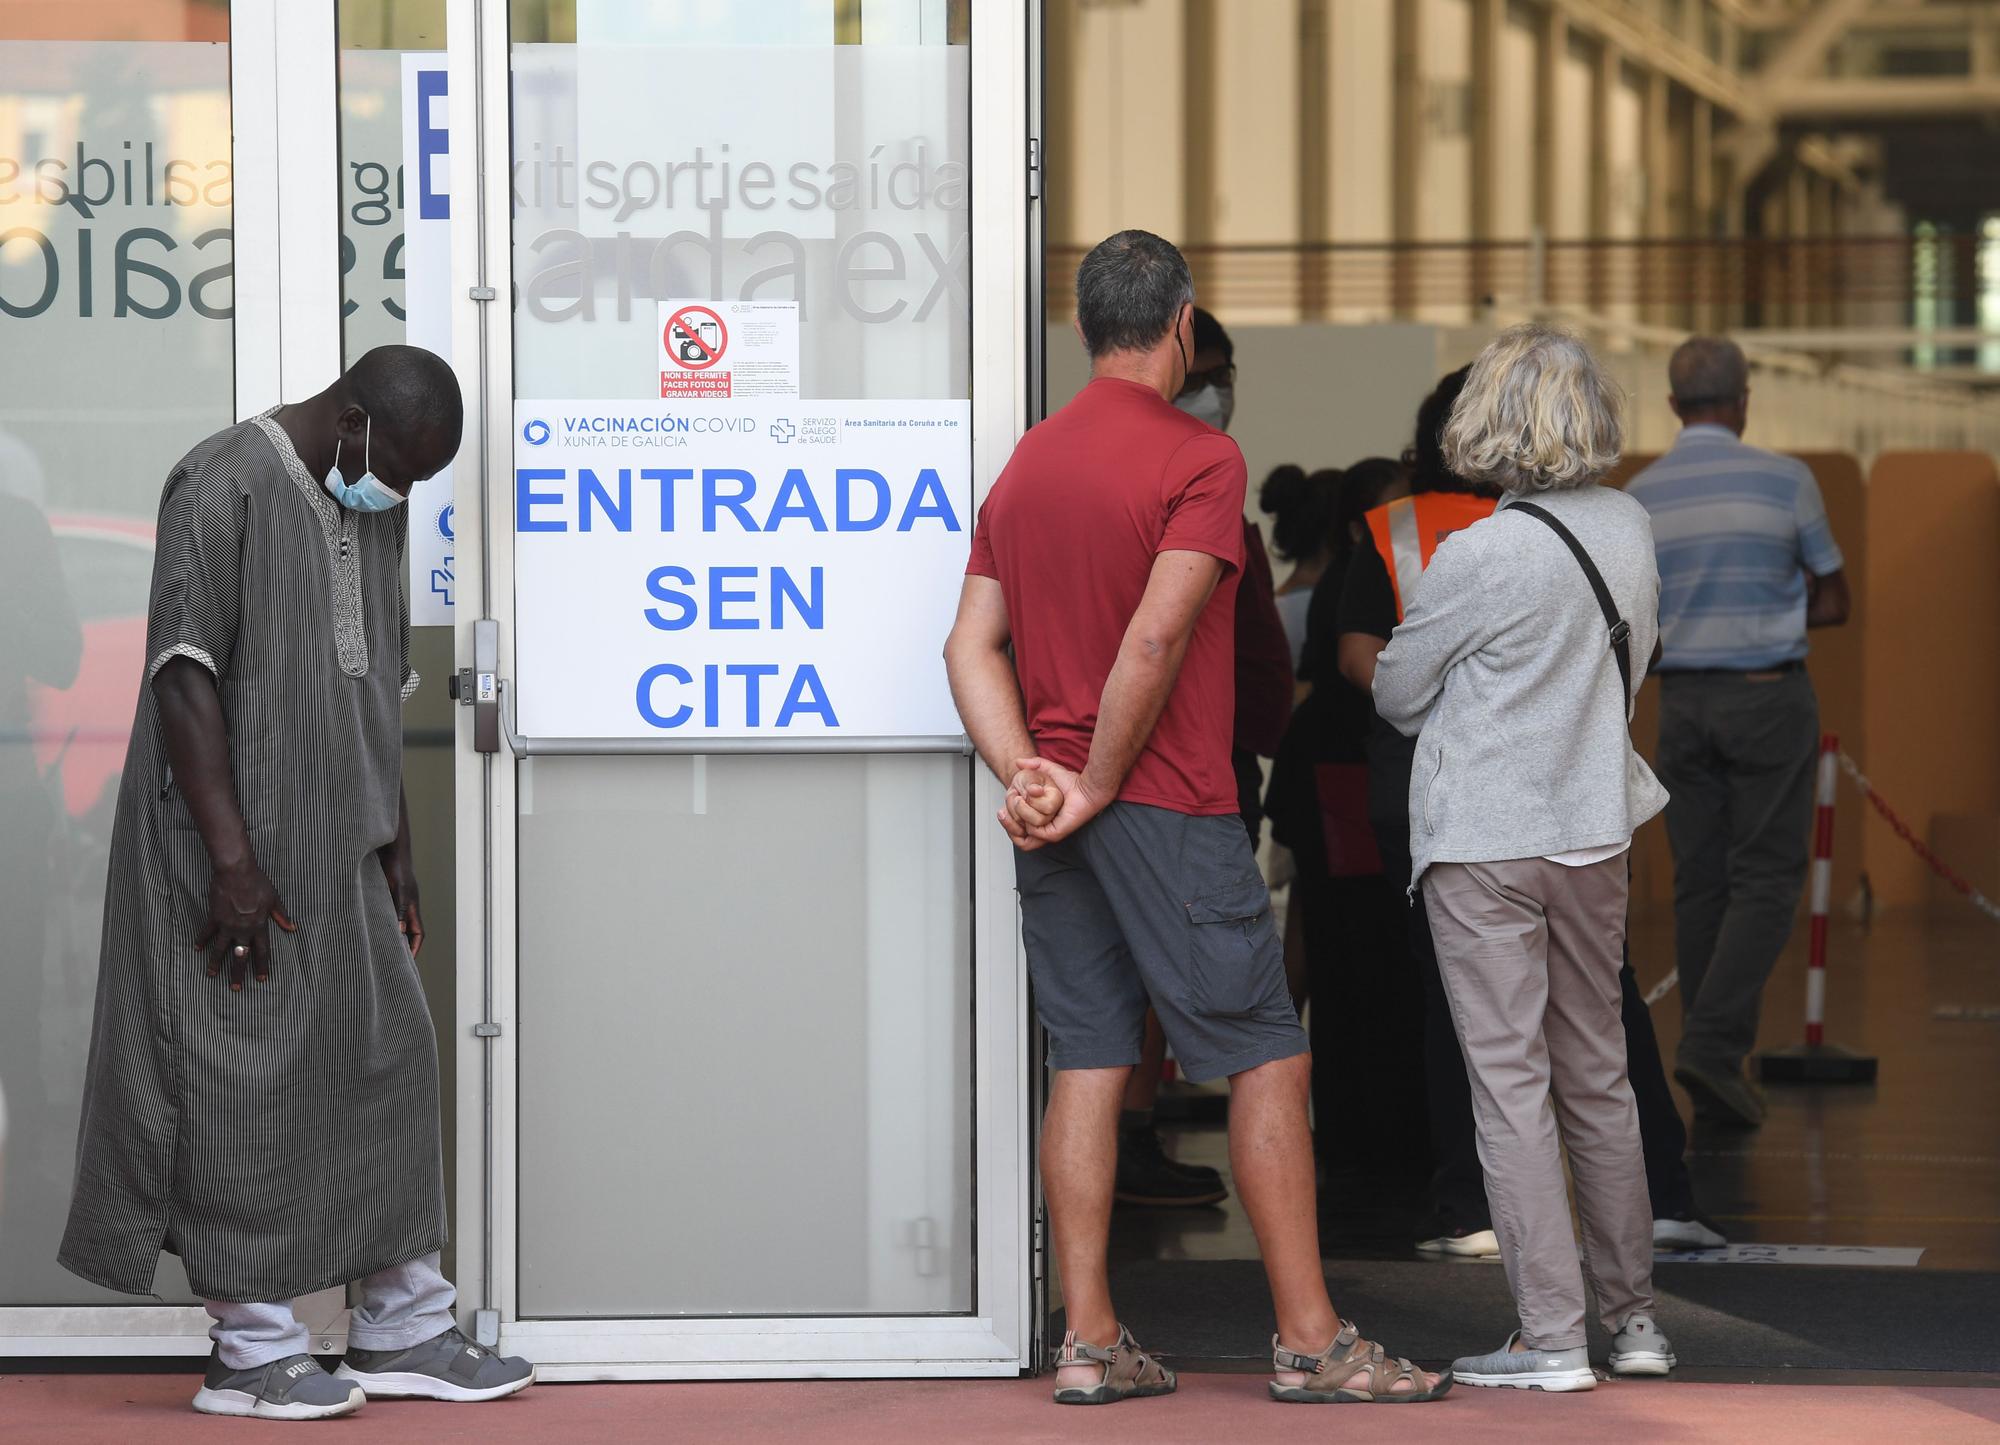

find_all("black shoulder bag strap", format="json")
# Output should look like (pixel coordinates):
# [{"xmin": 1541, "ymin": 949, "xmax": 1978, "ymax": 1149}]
[{"xmin": 1507, "ymin": 501, "xmax": 1633, "ymax": 702}]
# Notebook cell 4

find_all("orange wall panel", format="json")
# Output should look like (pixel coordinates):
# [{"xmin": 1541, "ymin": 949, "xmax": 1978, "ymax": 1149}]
[{"xmin": 1862, "ymin": 453, "xmax": 2000, "ymax": 906}]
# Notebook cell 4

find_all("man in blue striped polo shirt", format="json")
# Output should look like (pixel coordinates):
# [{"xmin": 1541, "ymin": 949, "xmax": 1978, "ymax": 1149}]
[{"xmin": 1626, "ymin": 337, "xmax": 1850, "ymax": 1129}]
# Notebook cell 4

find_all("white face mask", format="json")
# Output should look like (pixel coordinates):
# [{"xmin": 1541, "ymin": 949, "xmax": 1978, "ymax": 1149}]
[
  {"xmin": 322, "ymin": 415, "xmax": 405, "ymax": 513},
  {"xmin": 1175, "ymin": 383, "xmax": 1234, "ymax": 433}
]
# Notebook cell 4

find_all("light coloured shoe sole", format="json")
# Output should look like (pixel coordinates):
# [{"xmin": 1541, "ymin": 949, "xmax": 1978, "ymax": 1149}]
[
  {"xmin": 1610, "ymin": 1349, "xmax": 1677, "ymax": 1377},
  {"xmin": 1417, "ymin": 1229, "xmax": 1500, "ymax": 1258},
  {"xmin": 192, "ymin": 1384, "xmax": 365, "ymax": 1419},
  {"xmin": 334, "ymin": 1363, "xmax": 536, "ymax": 1402},
  {"xmin": 1453, "ymin": 1366, "xmax": 1596, "ymax": 1392},
  {"xmin": 1653, "ymin": 1218, "xmax": 1727, "ymax": 1250}
]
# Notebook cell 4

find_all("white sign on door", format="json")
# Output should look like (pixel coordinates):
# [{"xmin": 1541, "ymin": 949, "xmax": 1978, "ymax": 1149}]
[
  {"xmin": 513, "ymin": 399, "xmax": 972, "ymax": 739},
  {"xmin": 658, "ymin": 298, "xmax": 800, "ymax": 399}
]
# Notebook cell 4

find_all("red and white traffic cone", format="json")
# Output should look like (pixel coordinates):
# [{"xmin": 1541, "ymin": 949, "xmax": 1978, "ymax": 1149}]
[{"xmin": 1758, "ymin": 734, "xmax": 1878, "ymax": 1084}]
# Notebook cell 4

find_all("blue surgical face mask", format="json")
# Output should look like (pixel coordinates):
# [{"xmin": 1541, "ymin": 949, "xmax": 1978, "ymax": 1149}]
[{"xmin": 323, "ymin": 415, "xmax": 405, "ymax": 512}]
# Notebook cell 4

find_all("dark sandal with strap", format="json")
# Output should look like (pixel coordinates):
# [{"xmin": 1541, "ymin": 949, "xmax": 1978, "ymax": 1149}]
[
  {"xmin": 1269, "ymin": 1321, "xmax": 1453, "ymax": 1404},
  {"xmin": 1051, "ymin": 1324, "xmax": 1177, "ymax": 1405}
]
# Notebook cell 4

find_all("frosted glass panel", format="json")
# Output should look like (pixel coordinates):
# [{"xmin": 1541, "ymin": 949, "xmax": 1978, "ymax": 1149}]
[
  {"xmin": 0, "ymin": 8, "xmax": 230, "ymax": 1308},
  {"xmin": 508, "ymin": 1, "xmax": 976, "ymax": 1319},
  {"xmin": 515, "ymin": 754, "xmax": 972, "ymax": 1315}
]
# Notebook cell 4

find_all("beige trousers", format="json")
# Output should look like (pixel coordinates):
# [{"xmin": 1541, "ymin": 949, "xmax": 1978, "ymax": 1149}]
[{"xmin": 1422, "ymin": 855, "xmax": 1655, "ymax": 1351}]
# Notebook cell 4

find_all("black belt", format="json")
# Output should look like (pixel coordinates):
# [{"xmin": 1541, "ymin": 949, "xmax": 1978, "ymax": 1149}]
[{"xmin": 1660, "ymin": 660, "xmax": 1806, "ymax": 678}]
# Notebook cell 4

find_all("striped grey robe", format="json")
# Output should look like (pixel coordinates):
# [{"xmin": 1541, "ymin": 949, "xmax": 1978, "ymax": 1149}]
[{"xmin": 59, "ymin": 412, "xmax": 447, "ymax": 1303}]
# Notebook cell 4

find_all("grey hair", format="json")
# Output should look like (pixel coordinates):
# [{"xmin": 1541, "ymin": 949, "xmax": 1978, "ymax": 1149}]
[
  {"xmin": 1074, "ymin": 230, "xmax": 1195, "ymax": 357},
  {"xmin": 1668, "ymin": 335, "xmax": 1749, "ymax": 407},
  {"xmin": 1441, "ymin": 323, "xmax": 1624, "ymax": 493}
]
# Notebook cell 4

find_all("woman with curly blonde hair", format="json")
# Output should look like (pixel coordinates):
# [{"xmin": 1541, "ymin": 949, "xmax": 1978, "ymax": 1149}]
[{"xmin": 1373, "ymin": 323, "xmax": 1676, "ymax": 1392}]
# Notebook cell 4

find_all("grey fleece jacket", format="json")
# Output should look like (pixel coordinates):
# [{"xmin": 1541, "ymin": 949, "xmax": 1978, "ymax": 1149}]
[{"xmin": 1372, "ymin": 483, "xmax": 1668, "ymax": 889}]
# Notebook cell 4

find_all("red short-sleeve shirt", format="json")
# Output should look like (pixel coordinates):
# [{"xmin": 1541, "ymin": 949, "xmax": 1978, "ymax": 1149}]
[{"xmin": 966, "ymin": 377, "xmax": 1246, "ymax": 815}]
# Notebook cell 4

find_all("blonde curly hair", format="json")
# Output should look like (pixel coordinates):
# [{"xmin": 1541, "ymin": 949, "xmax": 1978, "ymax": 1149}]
[{"xmin": 1442, "ymin": 323, "xmax": 1624, "ymax": 493}]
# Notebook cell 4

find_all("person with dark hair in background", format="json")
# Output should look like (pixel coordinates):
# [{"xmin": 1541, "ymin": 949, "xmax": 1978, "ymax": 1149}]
[
  {"xmin": 1259, "ymin": 464, "xmax": 1339, "ymax": 674},
  {"xmin": 1336, "ymin": 366, "xmax": 1503, "ymax": 1257},
  {"xmin": 59, "ymin": 347, "xmax": 535, "ymax": 1420},
  {"xmin": 1259, "ymin": 462, "xmax": 1348, "ymax": 1010},
  {"xmin": 947, "ymin": 230, "xmax": 1447, "ymax": 1407},
  {"xmin": 1108, "ymin": 306, "xmax": 1292, "ymax": 1211},
  {"xmin": 1263, "ymin": 459, "xmax": 1416, "ymax": 1173}
]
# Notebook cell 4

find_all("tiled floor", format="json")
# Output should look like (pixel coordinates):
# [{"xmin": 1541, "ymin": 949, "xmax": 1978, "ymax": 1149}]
[{"xmin": 1106, "ymin": 905, "xmax": 2000, "ymax": 1292}]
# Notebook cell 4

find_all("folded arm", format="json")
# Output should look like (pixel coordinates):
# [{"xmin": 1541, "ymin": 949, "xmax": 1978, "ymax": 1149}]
[{"xmin": 1370, "ymin": 538, "xmax": 1496, "ymax": 737}]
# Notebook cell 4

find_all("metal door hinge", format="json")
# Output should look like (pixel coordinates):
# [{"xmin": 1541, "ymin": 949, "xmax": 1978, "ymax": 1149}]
[
  {"xmin": 468, "ymin": 285, "xmax": 498, "ymax": 301},
  {"xmin": 472, "ymin": 1023, "xmax": 502, "ymax": 1038},
  {"xmin": 1027, "ymin": 137, "xmax": 1042, "ymax": 201}
]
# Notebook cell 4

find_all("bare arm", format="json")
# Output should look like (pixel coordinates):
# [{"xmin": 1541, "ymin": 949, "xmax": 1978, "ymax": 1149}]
[
  {"xmin": 943, "ymin": 576, "xmax": 1065, "ymax": 845},
  {"xmin": 1337, "ymin": 632, "xmax": 1388, "ymax": 693},
  {"xmin": 1807, "ymin": 568, "xmax": 1851, "ymax": 628},
  {"xmin": 943, "ymin": 575, "xmax": 1037, "ymax": 786},
  {"xmin": 154, "ymin": 656, "xmax": 294, "ymax": 987}
]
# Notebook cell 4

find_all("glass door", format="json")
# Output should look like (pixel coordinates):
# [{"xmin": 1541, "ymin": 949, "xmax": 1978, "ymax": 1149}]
[
  {"xmin": 0, "ymin": 0, "xmax": 355, "ymax": 1357},
  {"xmin": 446, "ymin": 0, "xmax": 1037, "ymax": 1375}
]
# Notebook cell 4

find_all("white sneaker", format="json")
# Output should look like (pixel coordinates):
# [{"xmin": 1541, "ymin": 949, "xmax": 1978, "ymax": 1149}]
[
  {"xmin": 1609, "ymin": 1315, "xmax": 1677, "ymax": 1377},
  {"xmin": 1653, "ymin": 1215, "xmax": 1727, "ymax": 1251},
  {"xmin": 1416, "ymin": 1228, "xmax": 1500, "ymax": 1258}
]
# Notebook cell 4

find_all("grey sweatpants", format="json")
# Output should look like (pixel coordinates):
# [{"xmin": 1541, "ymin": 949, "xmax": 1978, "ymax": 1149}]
[
  {"xmin": 205, "ymin": 1250, "xmax": 456, "ymax": 1367},
  {"xmin": 1655, "ymin": 669, "xmax": 1819, "ymax": 1076},
  {"xmin": 1423, "ymin": 856, "xmax": 1654, "ymax": 1351}
]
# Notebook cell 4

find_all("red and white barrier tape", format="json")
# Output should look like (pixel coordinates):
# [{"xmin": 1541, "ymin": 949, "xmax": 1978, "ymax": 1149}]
[
  {"xmin": 1804, "ymin": 735, "xmax": 1840, "ymax": 1043},
  {"xmin": 1640, "ymin": 737, "xmax": 1996, "ymax": 1010},
  {"xmin": 1836, "ymin": 750, "xmax": 2000, "ymax": 926}
]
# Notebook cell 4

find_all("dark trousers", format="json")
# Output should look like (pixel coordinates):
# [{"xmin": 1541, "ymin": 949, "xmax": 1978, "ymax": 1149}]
[
  {"xmin": 1385, "ymin": 827, "xmax": 1698, "ymax": 1228},
  {"xmin": 1655, "ymin": 670, "xmax": 1819, "ymax": 1076},
  {"xmin": 1621, "ymin": 956, "xmax": 1695, "ymax": 1219},
  {"xmin": 1296, "ymin": 870, "xmax": 1427, "ymax": 1173}
]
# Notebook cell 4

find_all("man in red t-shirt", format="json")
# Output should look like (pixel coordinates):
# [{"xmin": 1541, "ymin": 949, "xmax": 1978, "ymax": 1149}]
[{"xmin": 944, "ymin": 231, "xmax": 1446, "ymax": 1408}]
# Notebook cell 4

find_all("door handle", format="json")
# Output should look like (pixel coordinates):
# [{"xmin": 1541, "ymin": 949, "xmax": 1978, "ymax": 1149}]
[{"xmin": 472, "ymin": 617, "xmax": 500, "ymax": 754}]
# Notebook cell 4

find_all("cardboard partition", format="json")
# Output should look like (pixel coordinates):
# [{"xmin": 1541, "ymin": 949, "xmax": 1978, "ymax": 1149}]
[{"xmin": 1863, "ymin": 452, "xmax": 2000, "ymax": 908}]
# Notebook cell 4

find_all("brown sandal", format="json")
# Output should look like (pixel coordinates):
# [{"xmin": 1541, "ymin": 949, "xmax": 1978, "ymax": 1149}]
[
  {"xmin": 1269, "ymin": 1321, "xmax": 1453, "ymax": 1403},
  {"xmin": 1051, "ymin": 1324, "xmax": 1177, "ymax": 1405}
]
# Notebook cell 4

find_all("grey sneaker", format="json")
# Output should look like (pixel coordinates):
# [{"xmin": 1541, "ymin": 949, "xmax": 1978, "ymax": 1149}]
[
  {"xmin": 1609, "ymin": 1315, "xmax": 1677, "ymax": 1377},
  {"xmin": 192, "ymin": 1350, "xmax": 365, "ymax": 1420},
  {"xmin": 1450, "ymin": 1331, "xmax": 1595, "ymax": 1392},
  {"xmin": 336, "ymin": 1325, "xmax": 535, "ymax": 1402}
]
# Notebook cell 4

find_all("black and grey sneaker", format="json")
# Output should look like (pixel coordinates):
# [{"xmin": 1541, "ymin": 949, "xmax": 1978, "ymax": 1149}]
[
  {"xmin": 1115, "ymin": 1124, "xmax": 1227, "ymax": 1207},
  {"xmin": 192, "ymin": 1349, "xmax": 365, "ymax": 1420},
  {"xmin": 336, "ymin": 1325, "xmax": 535, "ymax": 1402}
]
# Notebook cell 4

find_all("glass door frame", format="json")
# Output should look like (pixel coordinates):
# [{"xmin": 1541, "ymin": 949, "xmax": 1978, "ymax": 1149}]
[
  {"xmin": 0, "ymin": 0, "xmax": 354, "ymax": 1359},
  {"xmin": 444, "ymin": 0, "xmax": 1042, "ymax": 1379}
]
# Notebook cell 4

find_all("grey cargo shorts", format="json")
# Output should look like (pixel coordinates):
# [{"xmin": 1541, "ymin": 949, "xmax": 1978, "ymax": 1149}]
[{"xmin": 1014, "ymin": 801, "xmax": 1307, "ymax": 1083}]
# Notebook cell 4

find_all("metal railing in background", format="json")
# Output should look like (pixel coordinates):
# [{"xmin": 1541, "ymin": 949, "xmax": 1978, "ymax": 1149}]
[{"xmin": 1045, "ymin": 234, "xmax": 1991, "ymax": 341}]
